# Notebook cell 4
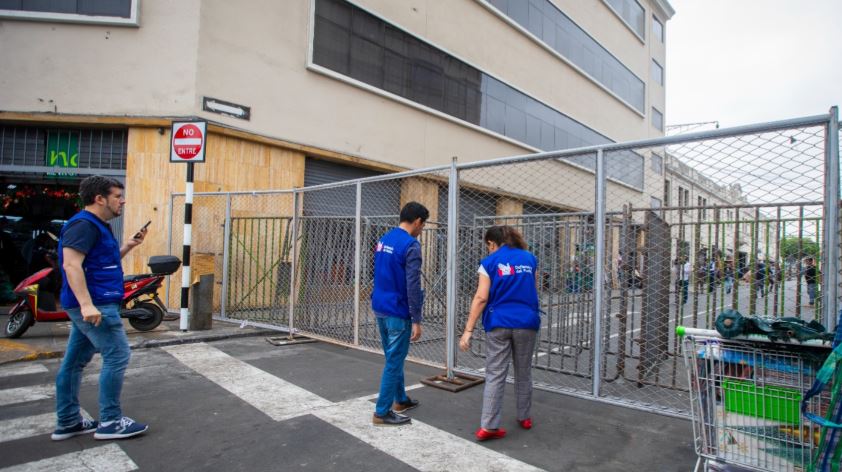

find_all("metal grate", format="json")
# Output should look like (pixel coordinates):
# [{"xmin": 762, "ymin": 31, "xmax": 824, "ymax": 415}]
[{"xmin": 0, "ymin": 125, "xmax": 127, "ymax": 171}]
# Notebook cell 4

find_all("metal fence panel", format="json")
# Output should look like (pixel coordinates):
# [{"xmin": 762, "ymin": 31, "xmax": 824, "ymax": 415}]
[
  {"xmin": 165, "ymin": 111, "xmax": 839, "ymax": 419},
  {"xmin": 455, "ymin": 152, "xmax": 599, "ymax": 397},
  {"xmin": 597, "ymin": 123, "xmax": 828, "ymax": 414}
]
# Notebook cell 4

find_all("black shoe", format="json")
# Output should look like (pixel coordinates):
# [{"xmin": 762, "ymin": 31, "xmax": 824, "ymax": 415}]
[
  {"xmin": 372, "ymin": 411, "xmax": 411, "ymax": 426},
  {"xmin": 392, "ymin": 398, "xmax": 420, "ymax": 414}
]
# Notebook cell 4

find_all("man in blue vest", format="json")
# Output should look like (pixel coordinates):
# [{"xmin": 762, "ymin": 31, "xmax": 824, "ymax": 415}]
[
  {"xmin": 52, "ymin": 176, "xmax": 149, "ymax": 441},
  {"xmin": 371, "ymin": 202, "xmax": 429, "ymax": 426}
]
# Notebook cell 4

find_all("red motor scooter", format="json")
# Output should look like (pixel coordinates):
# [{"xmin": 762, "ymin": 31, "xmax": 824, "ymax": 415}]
[{"xmin": 4, "ymin": 255, "xmax": 181, "ymax": 338}]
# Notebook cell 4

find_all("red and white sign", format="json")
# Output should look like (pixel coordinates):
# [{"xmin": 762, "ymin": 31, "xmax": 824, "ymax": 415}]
[{"xmin": 170, "ymin": 121, "xmax": 207, "ymax": 163}]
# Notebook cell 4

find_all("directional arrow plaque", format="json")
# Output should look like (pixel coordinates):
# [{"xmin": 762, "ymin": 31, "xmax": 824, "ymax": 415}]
[{"xmin": 202, "ymin": 96, "xmax": 251, "ymax": 121}]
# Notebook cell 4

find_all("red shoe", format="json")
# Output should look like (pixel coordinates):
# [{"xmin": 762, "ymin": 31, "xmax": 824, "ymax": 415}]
[
  {"xmin": 475, "ymin": 427, "xmax": 506, "ymax": 441},
  {"xmin": 519, "ymin": 418, "xmax": 533, "ymax": 430}
]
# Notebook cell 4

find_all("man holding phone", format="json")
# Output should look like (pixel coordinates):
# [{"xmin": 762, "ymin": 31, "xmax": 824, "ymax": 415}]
[{"xmin": 53, "ymin": 175, "xmax": 149, "ymax": 441}]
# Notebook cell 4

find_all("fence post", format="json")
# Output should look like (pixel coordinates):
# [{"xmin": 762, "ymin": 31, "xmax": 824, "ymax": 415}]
[
  {"xmin": 220, "ymin": 193, "xmax": 232, "ymax": 319},
  {"xmin": 592, "ymin": 148, "xmax": 607, "ymax": 397},
  {"xmin": 288, "ymin": 190, "xmax": 300, "ymax": 339},
  {"xmin": 354, "ymin": 182, "xmax": 362, "ymax": 346},
  {"xmin": 823, "ymin": 106, "xmax": 840, "ymax": 329},
  {"xmin": 445, "ymin": 157, "xmax": 459, "ymax": 379}
]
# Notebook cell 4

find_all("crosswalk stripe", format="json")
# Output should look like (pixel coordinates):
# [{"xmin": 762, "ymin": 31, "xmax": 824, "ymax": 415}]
[
  {"xmin": 0, "ymin": 409, "xmax": 91, "ymax": 444},
  {"xmin": 0, "ymin": 364, "xmax": 48, "ymax": 379},
  {"xmin": 162, "ymin": 343, "xmax": 333, "ymax": 421},
  {"xmin": 0, "ymin": 384, "xmax": 53, "ymax": 407},
  {"xmin": 165, "ymin": 343, "xmax": 544, "ymax": 472},
  {"xmin": 315, "ymin": 398, "xmax": 545, "ymax": 472},
  {"xmin": 0, "ymin": 443, "xmax": 137, "ymax": 472}
]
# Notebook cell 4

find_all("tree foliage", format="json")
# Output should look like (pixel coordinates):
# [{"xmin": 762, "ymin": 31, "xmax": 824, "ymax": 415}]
[{"xmin": 779, "ymin": 237, "xmax": 820, "ymax": 260}]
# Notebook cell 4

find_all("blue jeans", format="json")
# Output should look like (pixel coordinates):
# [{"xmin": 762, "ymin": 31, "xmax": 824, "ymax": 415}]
[
  {"xmin": 375, "ymin": 316, "xmax": 411, "ymax": 416},
  {"xmin": 808, "ymin": 283, "xmax": 818, "ymax": 304},
  {"xmin": 678, "ymin": 280, "xmax": 689, "ymax": 305},
  {"xmin": 56, "ymin": 303, "xmax": 130, "ymax": 427}
]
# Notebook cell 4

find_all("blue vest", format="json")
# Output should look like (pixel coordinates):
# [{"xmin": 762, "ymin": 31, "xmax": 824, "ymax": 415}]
[
  {"xmin": 371, "ymin": 227, "xmax": 416, "ymax": 318},
  {"xmin": 59, "ymin": 210, "xmax": 124, "ymax": 309},
  {"xmin": 480, "ymin": 245, "xmax": 540, "ymax": 331}
]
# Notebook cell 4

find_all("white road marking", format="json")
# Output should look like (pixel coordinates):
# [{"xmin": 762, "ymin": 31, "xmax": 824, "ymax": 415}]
[
  {"xmin": 162, "ymin": 343, "xmax": 332, "ymax": 421},
  {"xmin": 0, "ymin": 363, "xmax": 48, "ymax": 378},
  {"xmin": 0, "ymin": 443, "xmax": 137, "ymax": 472},
  {"xmin": 0, "ymin": 409, "xmax": 91, "ymax": 443},
  {"xmin": 357, "ymin": 383, "xmax": 424, "ymax": 401},
  {"xmin": 166, "ymin": 343, "xmax": 544, "ymax": 472},
  {"xmin": 314, "ymin": 398, "xmax": 544, "ymax": 472},
  {"xmin": 0, "ymin": 384, "xmax": 53, "ymax": 406}
]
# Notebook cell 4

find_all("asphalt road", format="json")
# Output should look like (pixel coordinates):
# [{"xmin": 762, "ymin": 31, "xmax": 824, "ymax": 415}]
[{"xmin": 0, "ymin": 336, "xmax": 696, "ymax": 471}]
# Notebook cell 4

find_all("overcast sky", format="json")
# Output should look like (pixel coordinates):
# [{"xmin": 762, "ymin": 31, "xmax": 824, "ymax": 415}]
[{"xmin": 665, "ymin": 0, "xmax": 842, "ymax": 129}]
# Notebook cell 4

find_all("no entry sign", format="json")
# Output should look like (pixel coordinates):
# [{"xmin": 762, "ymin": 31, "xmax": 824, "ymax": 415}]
[{"xmin": 170, "ymin": 121, "xmax": 207, "ymax": 163}]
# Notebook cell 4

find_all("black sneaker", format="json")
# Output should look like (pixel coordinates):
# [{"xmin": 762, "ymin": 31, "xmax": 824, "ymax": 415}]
[
  {"xmin": 372, "ymin": 411, "xmax": 411, "ymax": 426},
  {"xmin": 392, "ymin": 398, "xmax": 420, "ymax": 414}
]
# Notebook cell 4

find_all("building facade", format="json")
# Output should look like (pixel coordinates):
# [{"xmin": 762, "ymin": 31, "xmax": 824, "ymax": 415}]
[{"xmin": 0, "ymin": 0, "xmax": 674, "ymax": 275}]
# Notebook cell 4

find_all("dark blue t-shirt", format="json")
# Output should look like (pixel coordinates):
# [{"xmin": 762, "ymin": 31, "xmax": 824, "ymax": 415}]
[{"xmin": 61, "ymin": 219, "xmax": 105, "ymax": 255}]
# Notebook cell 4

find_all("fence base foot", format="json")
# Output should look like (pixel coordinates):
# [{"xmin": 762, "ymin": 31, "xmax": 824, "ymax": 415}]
[
  {"xmin": 265, "ymin": 336, "xmax": 317, "ymax": 347},
  {"xmin": 420, "ymin": 372, "xmax": 484, "ymax": 393}
]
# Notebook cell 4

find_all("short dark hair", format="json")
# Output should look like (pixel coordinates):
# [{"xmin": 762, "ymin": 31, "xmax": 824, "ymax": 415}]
[
  {"xmin": 79, "ymin": 176, "xmax": 124, "ymax": 206},
  {"xmin": 399, "ymin": 201, "xmax": 429, "ymax": 224}
]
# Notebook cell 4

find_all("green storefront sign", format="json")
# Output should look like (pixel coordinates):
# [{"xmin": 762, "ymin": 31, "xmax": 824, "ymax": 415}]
[{"xmin": 46, "ymin": 132, "xmax": 79, "ymax": 168}]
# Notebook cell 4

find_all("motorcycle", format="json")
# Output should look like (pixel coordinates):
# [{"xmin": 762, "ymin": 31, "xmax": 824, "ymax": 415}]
[{"xmin": 4, "ymin": 255, "xmax": 181, "ymax": 338}]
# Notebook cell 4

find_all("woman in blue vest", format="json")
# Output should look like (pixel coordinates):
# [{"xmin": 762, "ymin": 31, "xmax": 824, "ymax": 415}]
[{"xmin": 459, "ymin": 225, "xmax": 540, "ymax": 441}]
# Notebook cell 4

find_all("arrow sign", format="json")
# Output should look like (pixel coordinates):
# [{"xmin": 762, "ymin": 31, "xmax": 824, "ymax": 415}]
[{"xmin": 203, "ymin": 96, "xmax": 251, "ymax": 121}]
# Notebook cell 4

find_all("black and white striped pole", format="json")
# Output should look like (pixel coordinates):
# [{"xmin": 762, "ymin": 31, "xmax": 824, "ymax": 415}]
[
  {"xmin": 180, "ymin": 162, "xmax": 194, "ymax": 332},
  {"xmin": 169, "ymin": 120, "xmax": 207, "ymax": 332}
]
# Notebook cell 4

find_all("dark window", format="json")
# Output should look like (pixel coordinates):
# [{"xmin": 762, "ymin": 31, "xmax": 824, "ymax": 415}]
[
  {"xmin": 651, "ymin": 153, "xmax": 663, "ymax": 175},
  {"xmin": 651, "ymin": 59, "xmax": 664, "ymax": 86},
  {"xmin": 604, "ymin": 0, "xmax": 645, "ymax": 39},
  {"xmin": 653, "ymin": 16, "xmax": 664, "ymax": 43},
  {"xmin": 312, "ymin": 0, "xmax": 645, "ymax": 189},
  {"xmin": 652, "ymin": 107, "xmax": 664, "ymax": 131},
  {"xmin": 0, "ymin": 0, "xmax": 132, "ymax": 18},
  {"xmin": 487, "ymin": 0, "xmax": 645, "ymax": 113}
]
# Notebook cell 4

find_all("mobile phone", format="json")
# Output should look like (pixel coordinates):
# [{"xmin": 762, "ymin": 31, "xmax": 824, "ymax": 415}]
[{"xmin": 134, "ymin": 220, "xmax": 151, "ymax": 239}]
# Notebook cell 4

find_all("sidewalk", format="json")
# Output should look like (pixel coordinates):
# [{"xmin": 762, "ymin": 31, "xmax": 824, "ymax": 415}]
[{"xmin": 0, "ymin": 313, "xmax": 273, "ymax": 365}]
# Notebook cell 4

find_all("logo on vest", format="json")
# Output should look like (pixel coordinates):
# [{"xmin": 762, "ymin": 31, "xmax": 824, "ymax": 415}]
[
  {"xmin": 498, "ymin": 263, "xmax": 514, "ymax": 276},
  {"xmin": 375, "ymin": 242, "xmax": 394, "ymax": 254}
]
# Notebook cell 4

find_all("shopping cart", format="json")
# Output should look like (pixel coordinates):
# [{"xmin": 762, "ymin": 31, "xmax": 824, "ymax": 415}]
[{"xmin": 680, "ymin": 327, "xmax": 832, "ymax": 471}]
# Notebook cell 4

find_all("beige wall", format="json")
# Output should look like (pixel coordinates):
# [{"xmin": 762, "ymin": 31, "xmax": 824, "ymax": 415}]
[
  {"xmin": 1, "ymin": 0, "xmax": 670, "ymax": 212},
  {"xmin": 0, "ymin": 0, "xmax": 200, "ymax": 116},
  {"xmin": 400, "ymin": 178, "xmax": 440, "ymax": 225}
]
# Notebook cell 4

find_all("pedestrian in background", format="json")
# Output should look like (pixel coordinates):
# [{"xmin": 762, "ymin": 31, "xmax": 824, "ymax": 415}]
[
  {"xmin": 53, "ymin": 176, "xmax": 149, "ymax": 441},
  {"xmin": 460, "ymin": 225, "xmax": 540, "ymax": 441},
  {"xmin": 675, "ymin": 257, "xmax": 690, "ymax": 305},
  {"xmin": 723, "ymin": 260, "xmax": 735, "ymax": 294},
  {"xmin": 744, "ymin": 260, "xmax": 767, "ymax": 297},
  {"xmin": 370, "ymin": 202, "xmax": 428, "ymax": 426},
  {"xmin": 803, "ymin": 257, "xmax": 819, "ymax": 306}
]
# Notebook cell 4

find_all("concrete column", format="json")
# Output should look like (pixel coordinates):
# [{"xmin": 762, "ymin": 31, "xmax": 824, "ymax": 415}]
[
  {"xmin": 495, "ymin": 197, "xmax": 523, "ymax": 225},
  {"xmin": 400, "ymin": 178, "xmax": 440, "ymax": 225}
]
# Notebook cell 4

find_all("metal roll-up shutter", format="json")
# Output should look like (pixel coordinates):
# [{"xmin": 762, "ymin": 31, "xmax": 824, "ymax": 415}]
[
  {"xmin": 303, "ymin": 158, "xmax": 400, "ymax": 217},
  {"xmin": 438, "ymin": 186, "xmax": 496, "ymax": 227}
]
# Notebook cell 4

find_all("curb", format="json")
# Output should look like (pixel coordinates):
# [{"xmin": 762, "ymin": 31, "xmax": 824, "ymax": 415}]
[
  {"xmin": 0, "ymin": 328, "xmax": 275, "ymax": 367},
  {"xmin": 130, "ymin": 328, "xmax": 275, "ymax": 350}
]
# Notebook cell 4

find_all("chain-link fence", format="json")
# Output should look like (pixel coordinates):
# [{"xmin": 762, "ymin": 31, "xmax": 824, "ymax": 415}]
[{"xmin": 167, "ymin": 109, "xmax": 840, "ymax": 417}]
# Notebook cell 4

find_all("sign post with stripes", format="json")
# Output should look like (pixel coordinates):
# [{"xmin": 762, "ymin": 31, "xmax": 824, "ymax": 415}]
[{"xmin": 170, "ymin": 120, "xmax": 207, "ymax": 331}]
